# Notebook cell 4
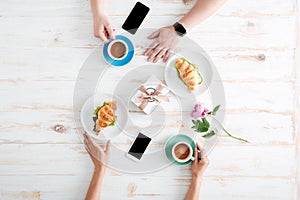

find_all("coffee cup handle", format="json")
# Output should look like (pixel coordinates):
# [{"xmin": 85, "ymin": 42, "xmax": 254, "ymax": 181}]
[{"xmin": 190, "ymin": 156, "xmax": 195, "ymax": 161}]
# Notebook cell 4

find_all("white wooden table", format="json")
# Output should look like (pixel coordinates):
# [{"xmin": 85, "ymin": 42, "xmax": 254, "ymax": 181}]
[{"xmin": 0, "ymin": 0, "xmax": 299, "ymax": 199}]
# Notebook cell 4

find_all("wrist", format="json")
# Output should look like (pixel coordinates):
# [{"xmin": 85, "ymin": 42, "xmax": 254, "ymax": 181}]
[
  {"xmin": 94, "ymin": 166, "xmax": 105, "ymax": 175},
  {"xmin": 172, "ymin": 22, "xmax": 187, "ymax": 37},
  {"xmin": 93, "ymin": 10, "xmax": 104, "ymax": 18},
  {"xmin": 192, "ymin": 175, "xmax": 203, "ymax": 184},
  {"xmin": 178, "ymin": 20, "xmax": 190, "ymax": 32}
]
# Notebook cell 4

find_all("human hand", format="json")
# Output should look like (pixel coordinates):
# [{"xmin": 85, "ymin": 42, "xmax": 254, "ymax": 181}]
[
  {"xmin": 93, "ymin": 14, "xmax": 115, "ymax": 43},
  {"xmin": 144, "ymin": 26, "xmax": 180, "ymax": 63},
  {"xmin": 183, "ymin": 0, "xmax": 193, "ymax": 4},
  {"xmin": 83, "ymin": 133, "xmax": 111, "ymax": 173},
  {"xmin": 191, "ymin": 142, "xmax": 209, "ymax": 180}
]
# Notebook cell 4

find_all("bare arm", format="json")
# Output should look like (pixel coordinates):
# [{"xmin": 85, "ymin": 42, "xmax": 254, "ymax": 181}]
[
  {"xmin": 179, "ymin": 0, "xmax": 228, "ymax": 31},
  {"xmin": 184, "ymin": 178, "xmax": 203, "ymax": 200},
  {"xmin": 84, "ymin": 133, "xmax": 111, "ymax": 200},
  {"xmin": 90, "ymin": 0, "xmax": 115, "ymax": 43},
  {"xmin": 184, "ymin": 143, "xmax": 209, "ymax": 200},
  {"xmin": 90, "ymin": 0, "xmax": 104, "ymax": 16},
  {"xmin": 145, "ymin": 0, "xmax": 227, "ymax": 62},
  {"xmin": 85, "ymin": 170, "xmax": 105, "ymax": 200}
]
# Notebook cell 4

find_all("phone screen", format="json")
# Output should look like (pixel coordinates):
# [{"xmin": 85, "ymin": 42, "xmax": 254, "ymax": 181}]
[
  {"xmin": 122, "ymin": 2, "xmax": 150, "ymax": 34},
  {"xmin": 128, "ymin": 132, "xmax": 151, "ymax": 160}
]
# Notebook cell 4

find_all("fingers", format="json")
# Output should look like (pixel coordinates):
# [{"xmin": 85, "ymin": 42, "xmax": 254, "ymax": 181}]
[
  {"xmin": 84, "ymin": 133, "xmax": 99, "ymax": 152},
  {"xmin": 144, "ymin": 29, "xmax": 160, "ymax": 56},
  {"xmin": 148, "ymin": 30, "xmax": 160, "ymax": 39},
  {"xmin": 196, "ymin": 142, "xmax": 209, "ymax": 165},
  {"xmin": 197, "ymin": 142, "xmax": 206, "ymax": 158},
  {"xmin": 153, "ymin": 48, "xmax": 167, "ymax": 63},
  {"xmin": 163, "ymin": 50, "xmax": 170, "ymax": 62},
  {"xmin": 83, "ymin": 133, "xmax": 91, "ymax": 152},
  {"xmin": 144, "ymin": 41, "xmax": 159, "ymax": 56},
  {"xmin": 148, "ymin": 45, "xmax": 163, "ymax": 62},
  {"xmin": 105, "ymin": 140, "xmax": 111, "ymax": 154},
  {"xmin": 98, "ymin": 30, "xmax": 109, "ymax": 43},
  {"xmin": 193, "ymin": 145, "xmax": 199, "ymax": 165},
  {"xmin": 106, "ymin": 25, "xmax": 115, "ymax": 40},
  {"xmin": 183, "ymin": 0, "xmax": 192, "ymax": 4},
  {"xmin": 84, "ymin": 132, "xmax": 94, "ymax": 144}
]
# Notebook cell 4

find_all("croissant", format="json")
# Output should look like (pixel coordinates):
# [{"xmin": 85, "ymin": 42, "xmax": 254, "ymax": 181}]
[
  {"xmin": 175, "ymin": 58, "xmax": 202, "ymax": 92},
  {"xmin": 94, "ymin": 101, "xmax": 117, "ymax": 134}
]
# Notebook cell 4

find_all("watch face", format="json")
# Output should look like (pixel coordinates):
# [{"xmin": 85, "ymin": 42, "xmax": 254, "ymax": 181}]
[{"xmin": 174, "ymin": 23, "xmax": 186, "ymax": 36}]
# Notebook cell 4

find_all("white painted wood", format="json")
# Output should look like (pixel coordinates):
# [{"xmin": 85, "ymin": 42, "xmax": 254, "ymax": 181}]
[
  {"xmin": 0, "ymin": 176, "xmax": 296, "ymax": 200},
  {"xmin": 0, "ymin": 0, "xmax": 299, "ymax": 199},
  {"xmin": 0, "ymin": 144, "xmax": 296, "ymax": 178},
  {"xmin": 0, "ymin": 0, "xmax": 295, "ymax": 17},
  {"xmin": 0, "ymin": 16, "xmax": 296, "ymax": 49}
]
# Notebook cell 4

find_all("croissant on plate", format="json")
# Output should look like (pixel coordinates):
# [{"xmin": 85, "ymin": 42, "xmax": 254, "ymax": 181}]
[
  {"xmin": 93, "ymin": 101, "xmax": 117, "ymax": 134},
  {"xmin": 175, "ymin": 58, "xmax": 202, "ymax": 92}
]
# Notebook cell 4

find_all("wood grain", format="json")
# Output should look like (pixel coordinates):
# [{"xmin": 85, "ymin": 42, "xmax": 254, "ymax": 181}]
[{"xmin": 0, "ymin": 0, "xmax": 299, "ymax": 199}]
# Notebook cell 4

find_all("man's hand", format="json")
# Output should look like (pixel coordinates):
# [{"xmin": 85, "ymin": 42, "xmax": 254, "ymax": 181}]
[
  {"xmin": 144, "ymin": 26, "xmax": 180, "ymax": 63},
  {"xmin": 192, "ymin": 142, "xmax": 209, "ymax": 180},
  {"xmin": 83, "ymin": 133, "xmax": 111, "ymax": 173},
  {"xmin": 93, "ymin": 14, "xmax": 115, "ymax": 43}
]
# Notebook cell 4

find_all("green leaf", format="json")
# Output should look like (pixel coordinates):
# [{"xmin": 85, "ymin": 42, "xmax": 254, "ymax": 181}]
[
  {"xmin": 93, "ymin": 106, "xmax": 102, "ymax": 115},
  {"xmin": 109, "ymin": 115, "xmax": 117, "ymax": 126},
  {"xmin": 202, "ymin": 118, "xmax": 210, "ymax": 127},
  {"xmin": 202, "ymin": 130, "xmax": 216, "ymax": 139},
  {"xmin": 211, "ymin": 105, "xmax": 221, "ymax": 115},
  {"xmin": 198, "ymin": 127, "xmax": 209, "ymax": 132},
  {"xmin": 192, "ymin": 118, "xmax": 210, "ymax": 133}
]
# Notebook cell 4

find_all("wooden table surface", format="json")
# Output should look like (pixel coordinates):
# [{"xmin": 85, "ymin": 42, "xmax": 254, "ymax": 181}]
[{"xmin": 0, "ymin": 0, "xmax": 299, "ymax": 199}]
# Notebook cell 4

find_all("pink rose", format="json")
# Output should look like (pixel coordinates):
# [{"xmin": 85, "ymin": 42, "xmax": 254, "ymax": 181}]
[{"xmin": 191, "ymin": 102, "xmax": 209, "ymax": 119}]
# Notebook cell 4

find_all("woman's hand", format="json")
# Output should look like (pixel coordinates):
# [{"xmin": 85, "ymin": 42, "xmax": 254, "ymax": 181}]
[
  {"xmin": 183, "ymin": 0, "xmax": 193, "ymax": 4},
  {"xmin": 144, "ymin": 26, "xmax": 180, "ymax": 63},
  {"xmin": 191, "ymin": 142, "xmax": 210, "ymax": 181},
  {"xmin": 83, "ymin": 133, "xmax": 111, "ymax": 173},
  {"xmin": 93, "ymin": 14, "xmax": 115, "ymax": 43}
]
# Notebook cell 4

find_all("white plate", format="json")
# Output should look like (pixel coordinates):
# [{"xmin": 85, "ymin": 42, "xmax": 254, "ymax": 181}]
[
  {"xmin": 165, "ymin": 51, "xmax": 213, "ymax": 97},
  {"xmin": 80, "ymin": 94, "xmax": 128, "ymax": 140}
]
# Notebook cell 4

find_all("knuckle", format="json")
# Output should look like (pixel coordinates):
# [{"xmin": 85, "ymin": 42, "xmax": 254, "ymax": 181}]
[
  {"xmin": 94, "ymin": 32, "xmax": 100, "ymax": 38},
  {"xmin": 206, "ymin": 160, "xmax": 210, "ymax": 165}
]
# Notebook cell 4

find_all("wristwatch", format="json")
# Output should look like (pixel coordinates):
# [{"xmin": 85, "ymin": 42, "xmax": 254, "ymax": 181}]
[{"xmin": 173, "ymin": 22, "xmax": 187, "ymax": 37}]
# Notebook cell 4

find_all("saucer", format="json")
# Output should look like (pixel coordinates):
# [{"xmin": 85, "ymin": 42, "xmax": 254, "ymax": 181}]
[
  {"xmin": 102, "ymin": 35, "xmax": 134, "ymax": 67},
  {"xmin": 164, "ymin": 134, "xmax": 196, "ymax": 166}
]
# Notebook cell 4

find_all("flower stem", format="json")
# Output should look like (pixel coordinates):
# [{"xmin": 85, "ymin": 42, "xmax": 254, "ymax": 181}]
[{"xmin": 210, "ymin": 115, "xmax": 249, "ymax": 143}]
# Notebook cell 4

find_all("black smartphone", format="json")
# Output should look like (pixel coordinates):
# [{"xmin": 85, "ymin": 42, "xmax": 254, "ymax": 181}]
[
  {"xmin": 122, "ymin": 2, "xmax": 150, "ymax": 35},
  {"xmin": 127, "ymin": 132, "xmax": 152, "ymax": 161}
]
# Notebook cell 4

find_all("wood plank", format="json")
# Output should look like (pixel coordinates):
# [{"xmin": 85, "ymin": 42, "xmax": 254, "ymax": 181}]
[
  {"xmin": 0, "ymin": 80, "xmax": 295, "ymax": 144},
  {"xmin": 218, "ymin": 112, "xmax": 294, "ymax": 145},
  {"xmin": 0, "ymin": 0, "xmax": 295, "ymax": 17},
  {"xmin": 0, "ymin": 16, "xmax": 296, "ymax": 49},
  {"xmin": 0, "ymin": 110, "xmax": 294, "ymax": 145},
  {"xmin": 0, "ymin": 144, "xmax": 296, "ymax": 177},
  {"xmin": 0, "ymin": 47, "xmax": 90, "ymax": 81},
  {"xmin": 0, "ymin": 175, "xmax": 296, "ymax": 200},
  {"xmin": 210, "ymin": 48, "xmax": 295, "ymax": 81},
  {"xmin": 0, "ymin": 47, "xmax": 295, "ymax": 82},
  {"xmin": 0, "ymin": 78, "xmax": 294, "ymax": 113},
  {"xmin": 295, "ymin": 10, "xmax": 300, "ymax": 198},
  {"xmin": 223, "ymin": 82, "xmax": 294, "ymax": 113},
  {"xmin": 0, "ymin": 0, "xmax": 298, "ymax": 199}
]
